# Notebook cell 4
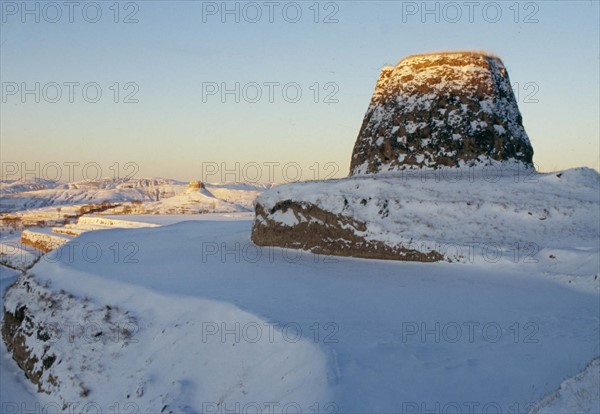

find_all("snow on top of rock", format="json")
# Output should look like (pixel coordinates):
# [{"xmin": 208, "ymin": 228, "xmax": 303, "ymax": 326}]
[{"xmin": 350, "ymin": 51, "xmax": 534, "ymax": 175}]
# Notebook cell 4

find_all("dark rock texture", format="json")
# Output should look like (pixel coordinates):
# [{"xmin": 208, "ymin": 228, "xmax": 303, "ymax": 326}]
[
  {"xmin": 2, "ymin": 275, "xmax": 60, "ymax": 393},
  {"xmin": 252, "ymin": 200, "xmax": 443, "ymax": 262},
  {"xmin": 349, "ymin": 52, "xmax": 534, "ymax": 174}
]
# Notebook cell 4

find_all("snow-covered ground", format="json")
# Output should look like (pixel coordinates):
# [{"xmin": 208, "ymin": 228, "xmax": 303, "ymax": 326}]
[
  {"xmin": 0, "ymin": 177, "xmax": 183, "ymax": 212},
  {"xmin": 532, "ymin": 358, "xmax": 599, "ymax": 414},
  {"xmin": 1, "ymin": 177, "xmax": 265, "ymax": 260},
  {"xmin": 0, "ymin": 178, "xmax": 266, "ymax": 215},
  {"xmin": 0, "ymin": 233, "xmax": 42, "ymax": 271},
  {"xmin": 102, "ymin": 212, "xmax": 255, "ymax": 226},
  {"xmin": 2, "ymin": 215, "xmax": 598, "ymax": 413},
  {"xmin": 16, "ymin": 214, "xmax": 252, "ymax": 256},
  {"xmin": 255, "ymin": 167, "xmax": 599, "ymax": 285}
]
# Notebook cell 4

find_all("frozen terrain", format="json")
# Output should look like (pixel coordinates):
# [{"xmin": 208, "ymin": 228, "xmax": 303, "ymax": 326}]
[
  {"xmin": 254, "ymin": 166, "xmax": 599, "ymax": 279},
  {"xmin": 0, "ymin": 177, "xmax": 181, "ymax": 212},
  {"xmin": 0, "ymin": 234, "xmax": 42, "ymax": 271},
  {"xmin": 531, "ymin": 357, "xmax": 600, "ymax": 414},
  {"xmin": 0, "ymin": 178, "xmax": 265, "ymax": 265},
  {"xmin": 1, "ymin": 168, "xmax": 598, "ymax": 413},
  {"xmin": 2, "ymin": 215, "xmax": 598, "ymax": 413},
  {"xmin": 0, "ymin": 177, "xmax": 266, "ymax": 217}
]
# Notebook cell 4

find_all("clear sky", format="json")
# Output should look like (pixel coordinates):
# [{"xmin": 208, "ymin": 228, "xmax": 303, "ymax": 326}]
[{"xmin": 1, "ymin": 0, "xmax": 599, "ymax": 182}]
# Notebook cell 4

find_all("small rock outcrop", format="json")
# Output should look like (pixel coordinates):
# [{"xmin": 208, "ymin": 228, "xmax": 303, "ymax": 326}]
[
  {"xmin": 350, "ymin": 51, "xmax": 534, "ymax": 174},
  {"xmin": 188, "ymin": 181, "xmax": 205, "ymax": 191}
]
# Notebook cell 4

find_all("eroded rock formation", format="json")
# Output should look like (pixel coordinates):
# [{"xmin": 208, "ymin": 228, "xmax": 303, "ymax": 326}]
[
  {"xmin": 349, "ymin": 52, "xmax": 534, "ymax": 174},
  {"xmin": 252, "ymin": 51, "xmax": 539, "ymax": 262}
]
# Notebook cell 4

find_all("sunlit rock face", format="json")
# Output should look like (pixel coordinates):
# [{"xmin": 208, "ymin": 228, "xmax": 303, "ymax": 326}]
[{"xmin": 349, "ymin": 52, "xmax": 534, "ymax": 175}]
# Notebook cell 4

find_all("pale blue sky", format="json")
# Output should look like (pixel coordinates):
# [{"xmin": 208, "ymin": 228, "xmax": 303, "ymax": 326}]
[{"xmin": 1, "ymin": 1, "xmax": 598, "ymax": 182}]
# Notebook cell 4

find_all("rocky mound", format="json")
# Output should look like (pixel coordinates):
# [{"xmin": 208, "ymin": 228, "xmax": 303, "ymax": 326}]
[
  {"xmin": 350, "ymin": 51, "xmax": 534, "ymax": 174},
  {"xmin": 251, "ymin": 52, "xmax": 600, "ymax": 263}
]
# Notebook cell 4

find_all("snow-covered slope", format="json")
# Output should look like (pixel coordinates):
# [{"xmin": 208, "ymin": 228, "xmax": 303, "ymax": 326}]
[
  {"xmin": 0, "ymin": 237, "xmax": 42, "ymax": 270},
  {"xmin": 3, "ymin": 270, "xmax": 330, "ymax": 412},
  {"xmin": 0, "ymin": 178, "xmax": 60, "ymax": 195},
  {"xmin": 61, "ymin": 216, "xmax": 160, "ymax": 233},
  {"xmin": 20, "ymin": 216, "xmax": 160, "ymax": 252},
  {"xmin": 253, "ymin": 167, "xmax": 599, "ymax": 280},
  {"xmin": 1, "ymin": 179, "xmax": 266, "ymax": 226},
  {"xmin": 531, "ymin": 357, "xmax": 599, "ymax": 414},
  {"xmin": 3, "ymin": 218, "xmax": 599, "ymax": 412},
  {"xmin": 0, "ymin": 178, "xmax": 183, "ymax": 212},
  {"xmin": 20, "ymin": 229, "xmax": 70, "ymax": 253},
  {"xmin": 101, "ymin": 183, "xmax": 265, "ymax": 215}
]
